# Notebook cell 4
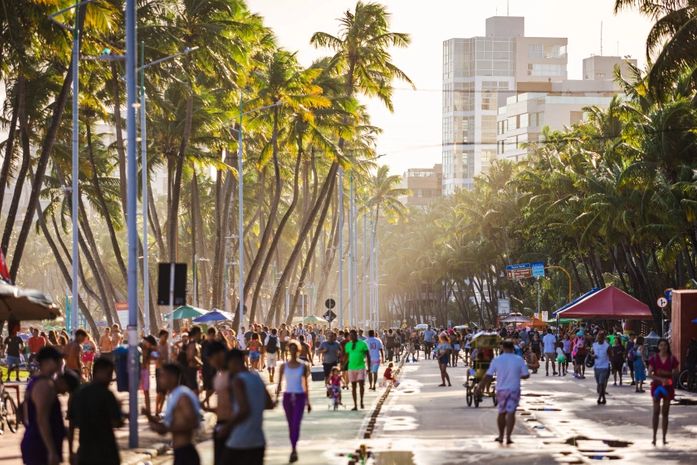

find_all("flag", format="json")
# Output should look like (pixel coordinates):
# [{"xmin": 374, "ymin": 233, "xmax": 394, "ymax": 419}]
[{"xmin": 0, "ymin": 248, "xmax": 11, "ymax": 282}]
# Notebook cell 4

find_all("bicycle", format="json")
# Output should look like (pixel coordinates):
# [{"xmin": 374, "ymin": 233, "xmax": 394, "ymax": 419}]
[
  {"xmin": 0, "ymin": 380, "xmax": 19, "ymax": 434},
  {"xmin": 677, "ymin": 367, "xmax": 697, "ymax": 392}
]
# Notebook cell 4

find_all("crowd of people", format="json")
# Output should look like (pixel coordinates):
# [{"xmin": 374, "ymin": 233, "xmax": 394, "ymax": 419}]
[{"xmin": 4, "ymin": 318, "xmax": 693, "ymax": 464}]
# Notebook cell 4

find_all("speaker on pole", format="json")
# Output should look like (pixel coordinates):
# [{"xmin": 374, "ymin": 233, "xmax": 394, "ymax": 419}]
[{"xmin": 157, "ymin": 263, "xmax": 187, "ymax": 305}]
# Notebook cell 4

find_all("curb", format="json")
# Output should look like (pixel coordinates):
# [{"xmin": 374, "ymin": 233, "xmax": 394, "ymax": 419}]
[{"xmin": 359, "ymin": 354, "xmax": 406, "ymax": 440}]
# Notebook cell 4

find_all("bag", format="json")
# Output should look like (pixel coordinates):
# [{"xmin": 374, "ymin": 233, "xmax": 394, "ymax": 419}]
[
  {"xmin": 266, "ymin": 335, "xmax": 278, "ymax": 354},
  {"xmin": 585, "ymin": 353, "xmax": 595, "ymax": 368}
]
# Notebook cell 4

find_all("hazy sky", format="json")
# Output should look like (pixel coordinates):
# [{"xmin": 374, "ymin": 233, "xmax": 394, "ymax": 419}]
[{"xmin": 247, "ymin": 0, "xmax": 653, "ymax": 175}]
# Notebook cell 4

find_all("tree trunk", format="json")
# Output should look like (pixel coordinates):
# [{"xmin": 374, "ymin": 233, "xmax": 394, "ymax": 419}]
[
  {"xmin": 0, "ymin": 83, "xmax": 20, "ymax": 215},
  {"xmin": 110, "ymin": 62, "xmax": 128, "ymax": 216},
  {"xmin": 167, "ymin": 94, "xmax": 194, "ymax": 262},
  {"xmin": 10, "ymin": 5, "xmax": 86, "ymax": 279}
]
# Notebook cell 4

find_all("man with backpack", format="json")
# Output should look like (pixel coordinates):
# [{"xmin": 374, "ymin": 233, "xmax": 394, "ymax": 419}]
[{"xmin": 264, "ymin": 328, "xmax": 280, "ymax": 383}]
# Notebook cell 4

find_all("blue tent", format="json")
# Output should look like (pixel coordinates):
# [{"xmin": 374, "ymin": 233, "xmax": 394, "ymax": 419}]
[
  {"xmin": 193, "ymin": 308, "xmax": 233, "ymax": 323},
  {"xmin": 552, "ymin": 288, "xmax": 601, "ymax": 317}
]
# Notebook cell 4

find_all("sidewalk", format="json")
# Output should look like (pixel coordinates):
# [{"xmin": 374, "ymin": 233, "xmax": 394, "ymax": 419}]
[{"xmin": 153, "ymin": 363, "xmax": 392, "ymax": 465}]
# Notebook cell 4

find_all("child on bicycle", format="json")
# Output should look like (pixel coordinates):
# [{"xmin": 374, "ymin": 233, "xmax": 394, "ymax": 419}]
[{"xmin": 328, "ymin": 367, "xmax": 342, "ymax": 409}]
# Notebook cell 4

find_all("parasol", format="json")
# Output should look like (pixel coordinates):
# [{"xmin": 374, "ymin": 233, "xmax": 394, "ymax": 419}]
[
  {"xmin": 193, "ymin": 308, "xmax": 233, "ymax": 323},
  {"xmin": 302, "ymin": 315, "xmax": 328, "ymax": 325},
  {"xmin": 414, "ymin": 323, "xmax": 429, "ymax": 330},
  {"xmin": 500, "ymin": 313, "xmax": 531, "ymax": 324},
  {"xmin": 453, "ymin": 324, "xmax": 469, "ymax": 330},
  {"xmin": 166, "ymin": 305, "xmax": 207, "ymax": 321},
  {"xmin": 0, "ymin": 281, "xmax": 60, "ymax": 321}
]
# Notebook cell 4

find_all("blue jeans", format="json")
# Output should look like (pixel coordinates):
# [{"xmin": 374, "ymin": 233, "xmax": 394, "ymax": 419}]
[{"xmin": 594, "ymin": 367, "xmax": 610, "ymax": 394}]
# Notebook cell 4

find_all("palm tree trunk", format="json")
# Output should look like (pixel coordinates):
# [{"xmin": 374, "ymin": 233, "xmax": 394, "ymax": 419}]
[
  {"xmin": 286, "ymin": 169, "xmax": 336, "ymax": 324},
  {"xmin": 0, "ymin": 83, "xmax": 20, "ymax": 215},
  {"xmin": 251, "ymin": 144, "xmax": 303, "ymax": 324},
  {"xmin": 110, "ymin": 62, "xmax": 128, "ymax": 215},
  {"xmin": 167, "ymin": 94, "xmax": 194, "ymax": 262},
  {"xmin": 9, "ymin": 5, "xmax": 86, "ymax": 279},
  {"xmin": 266, "ymin": 162, "xmax": 339, "ymax": 325}
]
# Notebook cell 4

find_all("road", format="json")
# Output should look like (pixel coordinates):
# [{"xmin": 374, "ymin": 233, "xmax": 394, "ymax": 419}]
[{"xmin": 2, "ymin": 357, "xmax": 697, "ymax": 464}]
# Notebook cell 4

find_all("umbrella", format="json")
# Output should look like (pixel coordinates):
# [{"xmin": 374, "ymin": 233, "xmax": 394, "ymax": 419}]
[
  {"xmin": 414, "ymin": 323, "xmax": 429, "ymax": 330},
  {"xmin": 167, "ymin": 305, "xmax": 207, "ymax": 321},
  {"xmin": 500, "ymin": 313, "xmax": 531, "ymax": 324},
  {"xmin": 0, "ymin": 280, "xmax": 60, "ymax": 321},
  {"xmin": 303, "ymin": 315, "xmax": 328, "ymax": 325},
  {"xmin": 453, "ymin": 324, "xmax": 469, "ymax": 330},
  {"xmin": 193, "ymin": 309, "xmax": 233, "ymax": 324}
]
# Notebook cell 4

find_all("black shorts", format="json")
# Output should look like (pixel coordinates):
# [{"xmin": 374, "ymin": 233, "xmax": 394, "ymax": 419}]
[
  {"xmin": 323, "ymin": 363, "xmax": 336, "ymax": 378},
  {"xmin": 222, "ymin": 447, "xmax": 265, "ymax": 465},
  {"xmin": 174, "ymin": 444, "xmax": 200, "ymax": 465},
  {"xmin": 202, "ymin": 365, "xmax": 216, "ymax": 391}
]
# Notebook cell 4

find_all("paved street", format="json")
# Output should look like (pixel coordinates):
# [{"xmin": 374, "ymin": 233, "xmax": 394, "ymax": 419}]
[{"xmin": 2, "ymin": 357, "xmax": 697, "ymax": 465}]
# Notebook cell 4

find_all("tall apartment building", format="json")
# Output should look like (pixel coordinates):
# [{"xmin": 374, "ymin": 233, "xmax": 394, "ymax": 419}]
[
  {"xmin": 442, "ymin": 16, "xmax": 567, "ymax": 195},
  {"xmin": 497, "ymin": 55, "xmax": 637, "ymax": 161}
]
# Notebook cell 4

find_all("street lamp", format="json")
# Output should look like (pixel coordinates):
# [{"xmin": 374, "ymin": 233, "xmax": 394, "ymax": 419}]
[
  {"xmin": 49, "ymin": 0, "xmax": 96, "ymax": 336},
  {"xmin": 232, "ymin": 99, "xmax": 281, "ymax": 336}
]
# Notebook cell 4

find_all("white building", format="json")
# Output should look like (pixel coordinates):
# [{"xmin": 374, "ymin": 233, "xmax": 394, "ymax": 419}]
[
  {"xmin": 496, "ymin": 56, "xmax": 637, "ymax": 162},
  {"xmin": 442, "ymin": 16, "xmax": 567, "ymax": 195}
]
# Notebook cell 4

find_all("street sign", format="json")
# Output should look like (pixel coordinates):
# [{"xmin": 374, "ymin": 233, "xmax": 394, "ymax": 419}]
[
  {"xmin": 323, "ymin": 309, "xmax": 337, "ymax": 323},
  {"xmin": 505, "ymin": 262, "xmax": 545, "ymax": 280},
  {"xmin": 532, "ymin": 262, "xmax": 546, "ymax": 278},
  {"xmin": 657, "ymin": 297, "xmax": 668, "ymax": 308},
  {"xmin": 325, "ymin": 298, "xmax": 336, "ymax": 309},
  {"xmin": 498, "ymin": 298, "xmax": 511, "ymax": 315}
]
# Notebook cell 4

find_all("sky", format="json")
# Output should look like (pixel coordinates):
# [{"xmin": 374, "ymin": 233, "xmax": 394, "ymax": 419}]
[{"xmin": 246, "ymin": 0, "xmax": 654, "ymax": 175}]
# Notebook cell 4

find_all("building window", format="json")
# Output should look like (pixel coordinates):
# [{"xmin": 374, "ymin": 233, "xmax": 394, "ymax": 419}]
[
  {"xmin": 519, "ymin": 113, "xmax": 529, "ymax": 128},
  {"xmin": 528, "ymin": 44, "xmax": 544, "ymax": 59},
  {"xmin": 528, "ymin": 63, "xmax": 565, "ymax": 77}
]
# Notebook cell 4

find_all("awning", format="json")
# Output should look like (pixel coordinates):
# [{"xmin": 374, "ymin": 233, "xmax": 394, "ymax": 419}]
[
  {"xmin": 552, "ymin": 288, "xmax": 601, "ymax": 317},
  {"xmin": 556, "ymin": 286, "xmax": 652, "ymax": 320}
]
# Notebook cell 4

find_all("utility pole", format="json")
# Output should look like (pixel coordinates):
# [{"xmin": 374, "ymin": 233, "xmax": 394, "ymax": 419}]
[
  {"xmin": 125, "ymin": 0, "xmax": 139, "ymax": 448},
  {"xmin": 338, "ymin": 167, "xmax": 344, "ymax": 327}
]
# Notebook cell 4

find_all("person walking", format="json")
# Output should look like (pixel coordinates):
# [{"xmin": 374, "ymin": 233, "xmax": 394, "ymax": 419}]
[
  {"xmin": 27, "ymin": 328, "xmax": 47, "ymax": 366},
  {"xmin": 436, "ymin": 334, "xmax": 452, "ymax": 387},
  {"xmin": 219, "ymin": 349, "xmax": 274, "ymax": 465},
  {"xmin": 542, "ymin": 328, "xmax": 557, "ymax": 376},
  {"xmin": 65, "ymin": 329, "xmax": 87, "ymax": 382},
  {"xmin": 344, "ymin": 330, "xmax": 370, "ymax": 410},
  {"xmin": 20, "ymin": 346, "xmax": 66, "ymax": 465},
  {"xmin": 423, "ymin": 326, "xmax": 436, "ymax": 359},
  {"xmin": 610, "ymin": 336, "xmax": 626, "ymax": 386},
  {"xmin": 592, "ymin": 331, "xmax": 611, "ymax": 405},
  {"xmin": 648, "ymin": 338, "xmax": 680, "ymax": 446},
  {"xmin": 275, "ymin": 341, "xmax": 311, "ymax": 463},
  {"xmin": 476, "ymin": 340, "xmax": 530, "ymax": 445},
  {"xmin": 366, "ymin": 330, "xmax": 385, "ymax": 391},
  {"xmin": 68, "ymin": 357, "xmax": 124, "ymax": 465},
  {"xmin": 185, "ymin": 326, "xmax": 203, "ymax": 393},
  {"xmin": 98, "ymin": 327, "xmax": 114, "ymax": 362},
  {"xmin": 3, "ymin": 327, "xmax": 24, "ymax": 382},
  {"xmin": 318, "ymin": 331, "xmax": 342, "ymax": 384},
  {"xmin": 631, "ymin": 336, "xmax": 646, "ymax": 393},
  {"xmin": 155, "ymin": 329, "xmax": 170, "ymax": 416},
  {"xmin": 203, "ymin": 341, "xmax": 229, "ymax": 465},
  {"xmin": 264, "ymin": 328, "xmax": 281, "ymax": 383},
  {"xmin": 140, "ymin": 335, "xmax": 157, "ymax": 415},
  {"xmin": 149, "ymin": 363, "xmax": 202, "ymax": 465}
]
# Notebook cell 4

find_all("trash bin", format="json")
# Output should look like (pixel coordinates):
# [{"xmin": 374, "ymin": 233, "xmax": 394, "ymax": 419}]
[
  {"xmin": 310, "ymin": 365, "xmax": 325, "ymax": 382},
  {"xmin": 114, "ymin": 346, "xmax": 129, "ymax": 392},
  {"xmin": 113, "ymin": 345, "xmax": 141, "ymax": 392}
]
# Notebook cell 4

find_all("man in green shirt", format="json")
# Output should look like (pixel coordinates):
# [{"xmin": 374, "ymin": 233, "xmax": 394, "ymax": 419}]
[{"xmin": 344, "ymin": 330, "xmax": 371, "ymax": 410}]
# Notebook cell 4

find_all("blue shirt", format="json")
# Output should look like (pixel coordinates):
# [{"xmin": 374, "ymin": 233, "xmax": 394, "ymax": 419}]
[{"xmin": 423, "ymin": 330, "xmax": 436, "ymax": 343}]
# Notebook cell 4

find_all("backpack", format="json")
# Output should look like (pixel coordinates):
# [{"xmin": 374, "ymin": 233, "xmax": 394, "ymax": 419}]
[{"xmin": 266, "ymin": 335, "xmax": 278, "ymax": 354}]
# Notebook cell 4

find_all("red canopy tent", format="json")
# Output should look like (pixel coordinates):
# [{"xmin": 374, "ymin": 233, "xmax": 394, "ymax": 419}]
[{"xmin": 557, "ymin": 286, "xmax": 652, "ymax": 320}]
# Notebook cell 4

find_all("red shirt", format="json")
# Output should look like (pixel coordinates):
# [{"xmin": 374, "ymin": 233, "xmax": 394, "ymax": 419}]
[{"xmin": 28, "ymin": 336, "xmax": 46, "ymax": 354}]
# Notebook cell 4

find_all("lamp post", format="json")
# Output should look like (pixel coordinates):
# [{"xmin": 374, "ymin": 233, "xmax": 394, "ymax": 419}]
[
  {"xmin": 338, "ymin": 167, "xmax": 344, "ymax": 327},
  {"xmin": 49, "ymin": 0, "xmax": 95, "ymax": 336},
  {"xmin": 233, "ymin": 100, "xmax": 281, "ymax": 335}
]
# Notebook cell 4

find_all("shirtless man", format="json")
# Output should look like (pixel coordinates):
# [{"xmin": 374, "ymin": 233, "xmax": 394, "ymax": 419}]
[
  {"xmin": 99, "ymin": 328, "xmax": 114, "ymax": 361},
  {"xmin": 155, "ymin": 329, "xmax": 170, "ymax": 416},
  {"xmin": 149, "ymin": 363, "xmax": 201, "ymax": 465},
  {"xmin": 65, "ymin": 329, "xmax": 87, "ymax": 380}
]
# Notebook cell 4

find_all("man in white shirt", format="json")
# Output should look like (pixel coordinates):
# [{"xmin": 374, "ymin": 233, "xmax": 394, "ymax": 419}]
[
  {"xmin": 365, "ymin": 330, "xmax": 385, "ymax": 391},
  {"xmin": 591, "ymin": 331, "xmax": 611, "ymax": 405},
  {"xmin": 542, "ymin": 328, "xmax": 558, "ymax": 376},
  {"xmin": 476, "ymin": 340, "xmax": 530, "ymax": 445}
]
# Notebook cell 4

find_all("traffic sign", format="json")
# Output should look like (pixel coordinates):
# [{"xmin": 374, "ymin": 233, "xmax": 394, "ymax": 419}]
[
  {"xmin": 657, "ymin": 297, "xmax": 668, "ymax": 308},
  {"xmin": 505, "ymin": 262, "xmax": 545, "ymax": 280},
  {"xmin": 325, "ymin": 298, "xmax": 336, "ymax": 309},
  {"xmin": 323, "ymin": 309, "xmax": 337, "ymax": 323}
]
